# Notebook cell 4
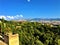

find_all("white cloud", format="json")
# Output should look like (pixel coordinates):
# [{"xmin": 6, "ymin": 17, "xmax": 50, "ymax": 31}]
[
  {"xmin": 27, "ymin": 0, "xmax": 31, "ymax": 2},
  {"xmin": 20, "ymin": 14, "xmax": 23, "ymax": 17},
  {"xmin": 16, "ymin": 15, "xmax": 20, "ymax": 17},
  {"xmin": 7, "ymin": 16, "xmax": 14, "ymax": 19},
  {"xmin": 14, "ymin": 14, "xmax": 23, "ymax": 18},
  {"xmin": 0, "ymin": 14, "xmax": 24, "ymax": 20}
]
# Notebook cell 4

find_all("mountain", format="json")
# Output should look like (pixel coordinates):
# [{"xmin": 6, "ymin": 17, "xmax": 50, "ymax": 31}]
[{"xmin": 27, "ymin": 18, "xmax": 60, "ymax": 22}]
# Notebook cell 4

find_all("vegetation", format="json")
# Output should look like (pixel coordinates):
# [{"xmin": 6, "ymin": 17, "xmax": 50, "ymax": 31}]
[{"xmin": 0, "ymin": 19, "xmax": 60, "ymax": 45}]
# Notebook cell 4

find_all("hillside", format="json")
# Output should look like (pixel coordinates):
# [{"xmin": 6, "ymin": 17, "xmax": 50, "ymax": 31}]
[{"xmin": 0, "ymin": 20, "xmax": 60, "ymax": 45}]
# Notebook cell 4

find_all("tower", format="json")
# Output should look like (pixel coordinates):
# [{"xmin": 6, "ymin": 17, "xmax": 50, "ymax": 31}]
[
  {"xmin": 0, "ymin": 33, "xmax": 19, "ymax": 45},
  {"xmin": 4, "ymin": 33, "xmax": 19, "ymax": 45}
]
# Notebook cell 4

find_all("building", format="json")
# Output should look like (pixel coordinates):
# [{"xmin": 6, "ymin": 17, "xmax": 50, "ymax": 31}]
[{"xmin": 0, "ymin": 33, "xmax": 19, "ymax": 45}]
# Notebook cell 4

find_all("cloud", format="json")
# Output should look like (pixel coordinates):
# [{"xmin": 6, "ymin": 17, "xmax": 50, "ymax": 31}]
[
  {"xmin": 27, "ymin": 0, "xmax": 31, "ymax": 2},
  {"xmin": 7, "ymin": 16, "xmax": 14, "ymax": 19},
  {"xmin": 16, "ymin": 15, "xmax": 20, "ymax": 17},
  {"xmin": 0, "ymin": 14, "xmax": 24, "ymax": 20},
  {"xmin": 20, "ymin": 14, "xmax": 23, "ymax": 17}
]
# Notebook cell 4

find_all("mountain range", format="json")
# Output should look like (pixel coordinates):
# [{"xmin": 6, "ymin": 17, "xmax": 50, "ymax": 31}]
[{"xmin": 27, "ymin": 18, "xmax": 60, "ymax": 22}]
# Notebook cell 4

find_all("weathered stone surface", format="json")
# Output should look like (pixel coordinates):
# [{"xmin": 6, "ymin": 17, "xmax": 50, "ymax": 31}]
[
  {"xmin": 0, "ymin": 33, "xmax": 19, "ymax": 45},
  {"xmin": 0, "ymin": 40, "xmax": 7, "ymax": 45},
  {"xmin": 9, "ymin": 34, "xmax": 19, "ymax": 45}
]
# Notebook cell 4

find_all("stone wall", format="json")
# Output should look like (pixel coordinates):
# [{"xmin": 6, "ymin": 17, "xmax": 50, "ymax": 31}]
[
  {"xmin": 0, "ymin": 40, "xmax": 7, "ymax": 45},
  {"xmin": 0, "ymin": 33, "xmax": 19, "ymax": 45},
  {"xmin": 9, "ymin": 34, "xmax": 19, "ymax": 45},
  {"xmin": 4, "ymin": 35, "xmax": 9, "ymax": 44}
]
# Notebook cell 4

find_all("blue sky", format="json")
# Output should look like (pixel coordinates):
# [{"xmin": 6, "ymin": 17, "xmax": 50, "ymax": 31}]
[{"xmin": 0, "ymin": 0, "xmax": 60, "ymax": 19}]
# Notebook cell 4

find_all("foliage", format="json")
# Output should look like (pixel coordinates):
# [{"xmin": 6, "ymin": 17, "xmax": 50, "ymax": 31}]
[{"xmin": 0, "ymin": 19, "xmax": 60, "ymax": 45}]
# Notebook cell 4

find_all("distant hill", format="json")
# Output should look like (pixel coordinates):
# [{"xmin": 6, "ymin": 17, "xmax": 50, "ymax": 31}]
[{"xmin": 27, "ymin": 18, "xmax": 60, "ymax": 22}]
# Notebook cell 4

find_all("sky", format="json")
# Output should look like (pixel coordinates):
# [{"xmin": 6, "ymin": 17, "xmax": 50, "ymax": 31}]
[{"xmin": 0, "ymin": 0, "xmax": 60, "ymax": 20}]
